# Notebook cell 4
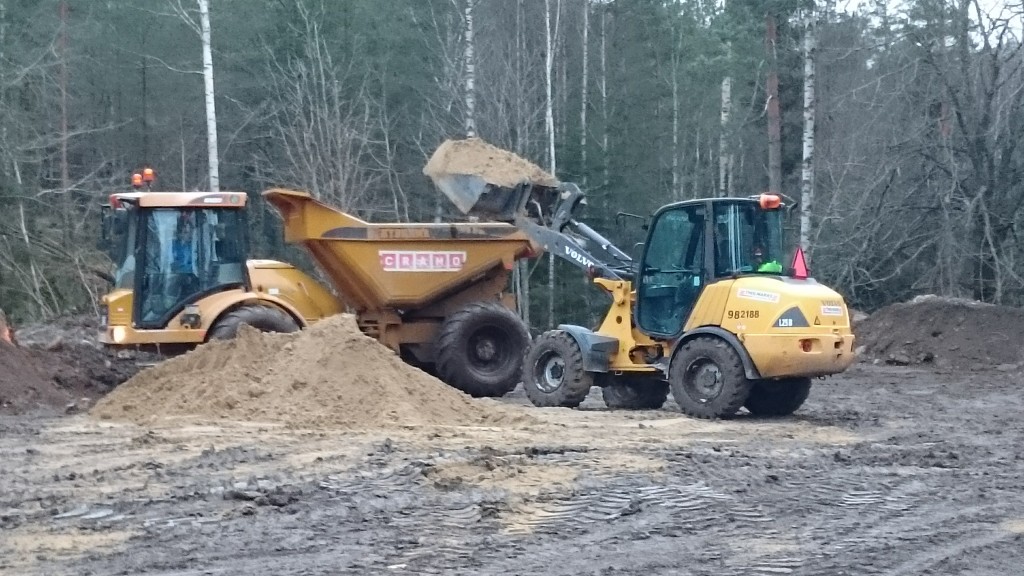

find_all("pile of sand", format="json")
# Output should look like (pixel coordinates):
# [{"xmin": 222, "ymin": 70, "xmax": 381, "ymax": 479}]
[
  {"xmin": 855, "ymin": 295, "xmax": 1024, "ymax": 369},
  {"xmin": 91, "ymin": 314, "xmax": 531, "ymax": 429},
  {"xmin": 423, "ymin": 138, "xmax": 558, "ymax": 190}
]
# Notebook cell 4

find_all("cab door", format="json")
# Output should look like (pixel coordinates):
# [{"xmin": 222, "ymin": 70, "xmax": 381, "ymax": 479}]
[{"xmin": 635, "ymin": 203, "xmax": 708, "ymax": 337}]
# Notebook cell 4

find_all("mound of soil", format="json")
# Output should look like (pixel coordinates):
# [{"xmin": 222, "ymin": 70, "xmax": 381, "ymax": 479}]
[
  {"xmin": 423, "ymin": 137, "xmax": 558, "ymax": 191},
  {"xmin": 0, "ymin": 314, "xmax": 146, "ymax": 414},
  {"xmin": 91, "ymin": 314, "xmax": 531, "ymax": 429},
  {"xmin": 0, "ymin": 342, "xmax": 72, "ymax": 413},
  {"xmin": 855, "ymin": 295, "xmax": 1024, "ymax": 370}
]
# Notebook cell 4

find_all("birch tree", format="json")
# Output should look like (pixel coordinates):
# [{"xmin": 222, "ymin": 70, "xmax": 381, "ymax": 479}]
[
  {"xmin": 169, "ymin": 0, "xmax": 219, "ymax": 191},
  {"xmin": 545, "ymin": 0, "xmax": 560, "ymax": 328},
  {"xmin": 800, "ymin": 2, "xmax": 816, "ymax": 254},
  {"xmin": 463, "ymin": 0, "xmax": 476, "ymax": 138}
]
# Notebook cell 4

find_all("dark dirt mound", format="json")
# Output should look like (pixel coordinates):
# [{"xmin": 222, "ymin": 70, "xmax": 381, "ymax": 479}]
[
  {"xmin": 0, "ymin": 315, "xmax": 144, "ymax": 414},
  {"xmin": 0, "ymin": 341, "xmax": 71, "ymax": 413},
  {"xmin": 855, "ymin": 295, "xmax": 1024, "ymax": 370}
]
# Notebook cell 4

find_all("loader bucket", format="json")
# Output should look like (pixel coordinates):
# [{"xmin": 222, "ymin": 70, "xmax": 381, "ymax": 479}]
[
  {"xmin": 262, "ymin": 188, "xmax": 536, "ymax": 312},
  {"xmin": 423, "ymin": 138, "xmax": 559, "ymax": 221}
]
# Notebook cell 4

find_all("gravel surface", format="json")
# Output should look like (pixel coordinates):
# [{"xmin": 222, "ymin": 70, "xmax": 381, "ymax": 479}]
[{"xmin": 2, "ymin": 363, "xmax": 1023, "ymax": 575}]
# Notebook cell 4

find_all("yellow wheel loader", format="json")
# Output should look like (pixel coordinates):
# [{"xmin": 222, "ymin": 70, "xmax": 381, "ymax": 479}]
[
  {"xmin": 424, "ymin": 138, "xmax": 856, "ymax": 419},
  {"xmin": 98, "ymin": 188, "xmax": 344, "ymax": 350}
]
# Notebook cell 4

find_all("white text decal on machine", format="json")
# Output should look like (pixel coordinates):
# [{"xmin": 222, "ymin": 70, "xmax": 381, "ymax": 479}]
[
  {"xmin": 736, "ymin": 288, "xmax": 780, "ymax": 303},
  {"xmin": 379, "ymin": 251, "xmax": 466, "ymax": 272}
]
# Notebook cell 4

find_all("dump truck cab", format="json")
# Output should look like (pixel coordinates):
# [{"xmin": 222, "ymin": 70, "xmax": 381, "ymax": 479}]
[{"xmin": 99, "ymin": 189, "xmax": 342, "ymax": 348}]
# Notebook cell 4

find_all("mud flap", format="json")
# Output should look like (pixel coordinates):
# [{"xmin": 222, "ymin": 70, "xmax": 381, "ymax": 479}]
[{"xmin": 556, "ymin": 324, "xmax": 619, "ymax": 373}]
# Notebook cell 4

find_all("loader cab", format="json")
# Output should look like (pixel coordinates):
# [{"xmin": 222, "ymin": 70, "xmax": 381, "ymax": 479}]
[
  {"xmin": 105, "ymin": 192, "xmax": 250, "ymax": 329},
  {"xmin": 635, "ymin": 194, "xmax": 785, "ymax": 337}
]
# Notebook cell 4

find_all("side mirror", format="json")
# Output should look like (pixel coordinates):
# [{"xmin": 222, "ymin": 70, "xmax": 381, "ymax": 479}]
[{"xmin": 100, "ymin": 204, "xmax": 112, "ymax": 242}]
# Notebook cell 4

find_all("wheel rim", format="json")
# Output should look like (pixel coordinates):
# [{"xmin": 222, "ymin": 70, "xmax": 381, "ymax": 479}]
[
  {"xmin": 466, "ymin": 325, "xmax": 512, "ymax": 375},
  {"xmin": 682, "ymin": 357, "xmax": 723, "ymax": 403},
  {"xmin": 533, "ymin": 351, "xmax": 566, "ymax": 393}
]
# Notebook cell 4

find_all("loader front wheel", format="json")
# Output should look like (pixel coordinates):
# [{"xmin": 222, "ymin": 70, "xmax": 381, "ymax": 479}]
[
  {"xmin": 669, "ymin": 336, "xmax": 752, "ymax": 419},
  {"xmin": 522, "ymin": 330, "xmax": 593, "ymax": 408},
  {"xmin": 435, "ymin": 301, "xmax": 530, "ymax": 397},
  {"xmin": 743, "ymin": 377, "xmax": 812, "ymax": 416},
  {"xmin": 598, "ymin": 374, "xmax": 669, "ymax": 410},
  {"xmin": 208, "ymin": 305, "xmax": 300, "ymax": 340}
]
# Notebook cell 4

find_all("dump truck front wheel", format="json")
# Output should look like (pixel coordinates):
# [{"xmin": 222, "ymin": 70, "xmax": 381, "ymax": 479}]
[
  {"xmin": 598, "ymin": 374, "xmax": 669, "ymax": 410},
  {"xmin": 669, "ymin": 336, "xmax": 753, "ymax": 419},
  {"xmin": 435, "ymin": 301, "xmax": 529, "ymax": 397},
  {"xmin": 208, "ymin": 305, "xmax": 300, "ymax": 340},
  {"xmin": 522, "ymin": 330, "xmax": 593, "ymax": 408},
  {"xmin": 744, "ymin": 377, "xmax": 812, "ymax": 416}
]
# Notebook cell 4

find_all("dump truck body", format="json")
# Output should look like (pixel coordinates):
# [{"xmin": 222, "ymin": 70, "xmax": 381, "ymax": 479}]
[{"xmin": 262, "ymin": 187, "xmax": 535, "ymax": 397}]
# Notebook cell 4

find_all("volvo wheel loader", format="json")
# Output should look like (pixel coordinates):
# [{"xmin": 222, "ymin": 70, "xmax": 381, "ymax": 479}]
[{"xmin": 424, "ymin": 138, "xmax": 856, "ymax": 419}]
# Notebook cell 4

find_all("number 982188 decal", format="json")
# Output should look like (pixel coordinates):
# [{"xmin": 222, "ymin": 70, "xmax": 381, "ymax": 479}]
[{"xmin": 727, "ymin": 310, "xmax": 760, "ymax": 319}]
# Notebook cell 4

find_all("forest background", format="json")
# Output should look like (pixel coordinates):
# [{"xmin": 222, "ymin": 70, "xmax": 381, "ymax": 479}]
[{"xmin": 1, "ymin": 0, "xmax": 1022, "ymax": 330}]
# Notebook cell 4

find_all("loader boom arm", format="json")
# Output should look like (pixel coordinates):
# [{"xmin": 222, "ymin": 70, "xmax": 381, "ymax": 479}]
[{"xmin": 515, "ymin": 182, "xmax": 635, "ymax": 281}]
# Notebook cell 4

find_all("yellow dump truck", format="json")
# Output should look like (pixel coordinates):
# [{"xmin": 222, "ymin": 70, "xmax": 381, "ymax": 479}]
[{"xmin": 98, "ymin": 177, "xmax": 536, "ymax": 397}]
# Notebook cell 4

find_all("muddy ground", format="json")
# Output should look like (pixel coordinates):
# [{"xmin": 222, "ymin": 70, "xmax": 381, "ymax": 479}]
[{"xmin": 2, "ymin": 362, "xmax": 1023, "ymax": 576}]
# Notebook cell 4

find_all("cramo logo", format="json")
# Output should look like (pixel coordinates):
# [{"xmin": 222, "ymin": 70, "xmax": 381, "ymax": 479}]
[{"xmin": 564, "ymin": 245, "xmax": 596, "ymax": 268}]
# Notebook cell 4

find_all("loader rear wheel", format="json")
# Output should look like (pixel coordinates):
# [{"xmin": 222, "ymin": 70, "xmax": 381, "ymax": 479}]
[
  {"xmin": 598, "ymin": 374, "xmax": 669, "ymax": 410},
  {"xmin": 669, "ymin": 336, "xmax": 752, "ymax": 419},
  {"xmin": 522, "ymin": 330, "xmax": 593, "ymax": 408},
  {"xmin": 208, "ymin": 305, "xmax": 300, "ymax": 340},
  {"xmin": 435, "ymin": 301, "xmax": 530, "ymax": 397},
  {"xmin": 743, "ymin": 377, "xmax": 812, "ymax": 416}
]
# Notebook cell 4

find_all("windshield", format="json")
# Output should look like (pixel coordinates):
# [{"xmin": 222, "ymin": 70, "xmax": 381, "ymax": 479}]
[
  {"xmin": 713, "ymin": 202, "xmax": 784, "ymax": 276},
  {"xmin": 135, "ymin": 208, "xmax": 247, "ymax": 327}
]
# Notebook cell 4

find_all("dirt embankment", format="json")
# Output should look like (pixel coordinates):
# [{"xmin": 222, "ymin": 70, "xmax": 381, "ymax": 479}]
[
  {"xmin": 92, "ymin": 313, "xmax": 532, "ymax": 429},
  {"xmin": 0, "ymin": 314, "xmax": 142, "ymax": 414},
  {"xmin": 855, "ymin": 295, "xmax": 1024, "ymax": 370}
]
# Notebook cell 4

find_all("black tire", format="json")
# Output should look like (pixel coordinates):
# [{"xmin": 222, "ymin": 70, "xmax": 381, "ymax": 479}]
[
  {"xmin": 434, "ymin": 301, "xmax": 530, "ymax": 397},
  {"xmin": 744, "ymin": 377, "xmax": 812, "ymax": 416},
  {"xmin": 598, "ymin": 374, "xmax": 669, "ymax": 410},
  {"xmin": 522, "ymin": 330, "xmax": 594, "ymax": 408},
  {"xmin": 208, "ymin": 305, "xmax": 300, "ymax": 340},
  {"xmin": 669, "ymin": 336, "xmax": 753, "ymax": 419}
]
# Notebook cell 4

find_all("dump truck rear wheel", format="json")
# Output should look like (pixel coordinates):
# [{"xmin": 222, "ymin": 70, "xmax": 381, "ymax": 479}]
[
  {"xmin": 208, "ymin": 305, "xmax": 300, "ymax": 340},
  {"xmin": 669, "ymin": 336, "xmax": 752, "ymax": 419},
  {"xmin": 598, "ymin": 374, "xmax": 669, "ymax": 410},
  {"xmin": 522, "ymin": 330, "xmax": 593, "ymax": 408},
  {"xmin": 743, "ymin": 377, "xmax": 812, "ymax": 416},
  {"xmin": 435, "ymin": 301, "xmax": 529, "ymax": 397}
]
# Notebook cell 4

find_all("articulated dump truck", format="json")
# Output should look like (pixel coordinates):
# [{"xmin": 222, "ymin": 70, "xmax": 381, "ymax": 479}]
[{"xmin": 259, "ymin": 138, "xmax": 582, "ymax": 398}]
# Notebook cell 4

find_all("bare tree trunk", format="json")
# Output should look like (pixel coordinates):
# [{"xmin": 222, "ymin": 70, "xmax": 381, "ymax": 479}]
[
  {"xmin": 672, "ymin": 56, "xmax": 680, "ymax": 199},
  {"xmin": 198, "ymin": 0, "xmax": 219, "ymax": 192},
  {"xmin": 718, "ymin": 75, "xmax": 732, "ymax": 198},
  {"xmin": 765, "ymin": 13, "xmax": 782, "ymax": 196},
  {"xmin": 59, "ymin": 1, "xmax": 70, "ymax": 244},
  {"xmin": 545, "ymin": 0, "xmax": 560, "ymax": 329},
  {"xmin": 800, "ymin": 3, "xmax": 817, "ymax": 255},
  {"xmin": 579, "ymin": 0, "xmax": 589, "ymax": 185},
  {"xmin": 544, "ymin": 0, "xmax": 558, "ymax": 176},
  {"xmin": 0, "ymin": 0, "xmax": 7, "ymax": 176},
  {"xmin": 463, "ymin": 0, "xmax": 476, "ymax": 138},
  {"xmin": 718, "ymin": 1, "xmax": 732, "ymax": 198},
  {"xmin": 509, "ymin": 0, "xmax": 530, "ymax": 326},
  {"xmin": 600, "ymin": 5, "xmax": 608, "ymax": 189}
]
